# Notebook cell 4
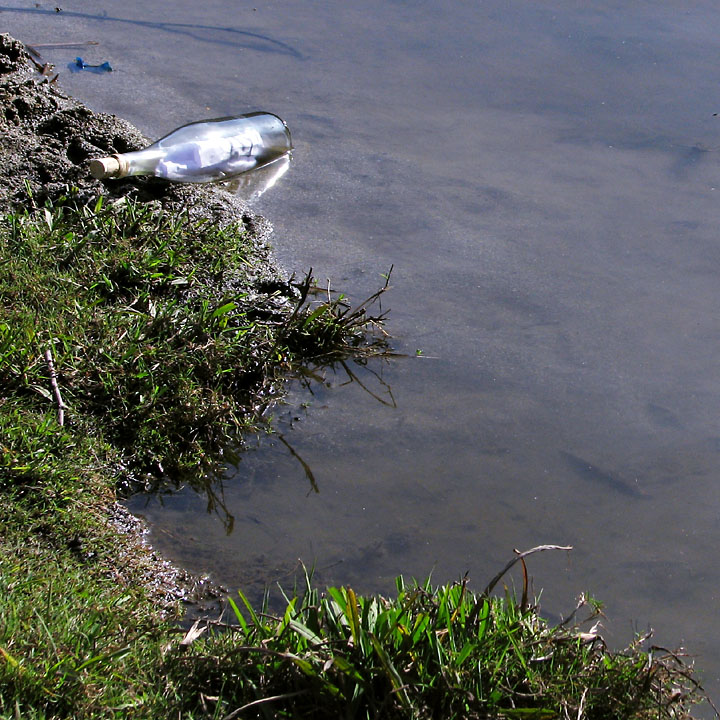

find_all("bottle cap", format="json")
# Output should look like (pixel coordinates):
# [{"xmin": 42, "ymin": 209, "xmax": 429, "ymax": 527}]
[{"xmin": 89, "ymin": 156, "xmax": 121, "ymax": 179}]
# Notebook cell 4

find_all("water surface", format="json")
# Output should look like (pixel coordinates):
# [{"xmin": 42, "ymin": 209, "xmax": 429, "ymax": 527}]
[{"xmin": 6, "ymin": 0, "xmax": 720, "ymax": 705}]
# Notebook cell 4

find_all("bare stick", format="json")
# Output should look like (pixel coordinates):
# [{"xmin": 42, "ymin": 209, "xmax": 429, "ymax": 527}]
[
  {"xmin": 481, "ymin": 544, "xmax": 573, "ymax": 598},
  {"xmin": 222, "ymin": 691, "xmax": 308, "ymax": 720},
  {"xmin": 24, "ymin": 41, "xmax": 99, "ymax": 58},
  {"xmin": 44, "ymin": 348, "xmax": 66, "ymax": 426}
]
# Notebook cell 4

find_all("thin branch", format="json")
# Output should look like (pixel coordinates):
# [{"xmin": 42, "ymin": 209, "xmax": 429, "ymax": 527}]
[
  {"xmin": 222, "ymin": 690, "xmax": 308, "ymax": 720},
  {"xmin": 481, "ymin": 544, "xmax": 573, "ymax": 598},
  {"xmin": 44, "ymin": 347, "xmax": 66, "ymax": 426},
  {"xmin": 577, "ymin": 687, "xmax": 588, "ymax": 720}
]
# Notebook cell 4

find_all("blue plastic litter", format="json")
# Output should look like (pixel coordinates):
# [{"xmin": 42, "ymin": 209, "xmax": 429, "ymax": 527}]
[{"xmin": 73, "ymin": 56, "xmax": 112, "ymax": 72}]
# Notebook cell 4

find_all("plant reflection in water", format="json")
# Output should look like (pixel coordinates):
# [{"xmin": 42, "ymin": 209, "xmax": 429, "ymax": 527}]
[{"xmin": 134, "ymin": 348, "xmax": 398, "ymax": 536}]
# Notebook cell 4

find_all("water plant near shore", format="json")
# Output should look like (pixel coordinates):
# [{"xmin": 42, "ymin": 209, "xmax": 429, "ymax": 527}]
[{"xmin": 169, "ymin": 559, "xmax": 706, "ymax": 720}]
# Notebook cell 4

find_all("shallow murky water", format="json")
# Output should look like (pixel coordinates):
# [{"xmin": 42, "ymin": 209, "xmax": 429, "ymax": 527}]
[{"xmin": 7, "ymin": 0, "xmax": 720, "ymax": 705}]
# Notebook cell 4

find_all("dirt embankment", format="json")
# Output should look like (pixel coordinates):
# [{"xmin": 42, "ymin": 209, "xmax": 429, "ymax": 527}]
[{"xmin": 0, "ymin": 32, "xmax": 273, "ymax": 239}]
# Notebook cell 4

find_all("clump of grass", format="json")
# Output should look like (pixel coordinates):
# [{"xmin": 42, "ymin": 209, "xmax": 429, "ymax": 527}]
[
  {"xmin": 0, "ymin": 188, "xmax": 389, "ymax": 479},
  {"xmin": 280, "ymin": 269, "xmax": 391, "ymax": 362},
  {"xmin": 3, "ymin": 539, "xmax": 707, "ymax": 719},
  {"xmin": 162, "ymin": 551, "xmax": 709, "ymax": 720}
]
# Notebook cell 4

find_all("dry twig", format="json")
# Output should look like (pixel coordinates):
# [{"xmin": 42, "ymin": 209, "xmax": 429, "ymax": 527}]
[{"xmin": 44, "ymin": 347, "xmax": 66, "ymax": 425}]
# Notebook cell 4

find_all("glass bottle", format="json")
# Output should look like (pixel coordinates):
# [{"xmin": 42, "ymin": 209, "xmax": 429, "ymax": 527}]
[{"xmin": 89, "ymin": 112, "xmax": 292, "ymax": 183}]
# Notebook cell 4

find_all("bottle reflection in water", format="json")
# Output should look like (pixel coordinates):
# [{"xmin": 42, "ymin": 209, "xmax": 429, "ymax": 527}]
[
  {"xmin": 89, "ymin": 112, "xmax": 292, "ymax": 184},
  {"xmin": 227, "ymin": 153, "xmax": 291, "ymax": 201}
]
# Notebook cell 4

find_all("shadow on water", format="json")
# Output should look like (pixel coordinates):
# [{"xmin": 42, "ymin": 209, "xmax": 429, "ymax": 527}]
[
  {"xmin": 559, "ymin": 450, "xmax": 649, "ymax": 499},
  {"xmin": 277, "ymin": 434, "xmax": 319, "ymax": 495},
  {"xmin": 0, "ymin": 5, "xmax": 303, "ymax": 58},
  {"xmin": 295, "ymin": 356, "xmax": 397, "ymax": 409}
]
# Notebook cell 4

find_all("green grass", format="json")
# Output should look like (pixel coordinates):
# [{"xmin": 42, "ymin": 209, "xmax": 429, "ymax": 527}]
[
  {"xmin": 0, "ymin": 190, "xmax": 711, "ymax": 718},
  {"xmin": 0, "ymin": 539, "xmax": 166, "ymax": 718},
  {"xmin": 1, "ymin": 539, "xmax": 708, "ymax": 719},
  {"xmin": 0, "ymin": 188, "xmax": 388, "ymax": 480},
  {"xmin": 165, "ymin": 566, "xmax": 705, "ymax": 720}
]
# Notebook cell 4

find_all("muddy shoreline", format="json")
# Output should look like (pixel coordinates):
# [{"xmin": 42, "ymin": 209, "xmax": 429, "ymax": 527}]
[
  {"xmin": 0, "ymin": 34, "xmax": 273, "ymax": 231},
  {"xmin": 0, "ymin": 31, "xmax": 282, "ymax": 609}
]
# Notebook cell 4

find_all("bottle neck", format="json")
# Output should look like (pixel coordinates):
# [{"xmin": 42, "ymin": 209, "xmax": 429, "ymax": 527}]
[{"xmin": 113, "ymin": 148, "xmax": 167, "ymax": 178}]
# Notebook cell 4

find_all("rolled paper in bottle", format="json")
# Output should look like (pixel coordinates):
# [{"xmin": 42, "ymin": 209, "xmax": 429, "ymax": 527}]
[{"xmin": 155, "ymin": 130, "xmax": 263, "ymax": 180}]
